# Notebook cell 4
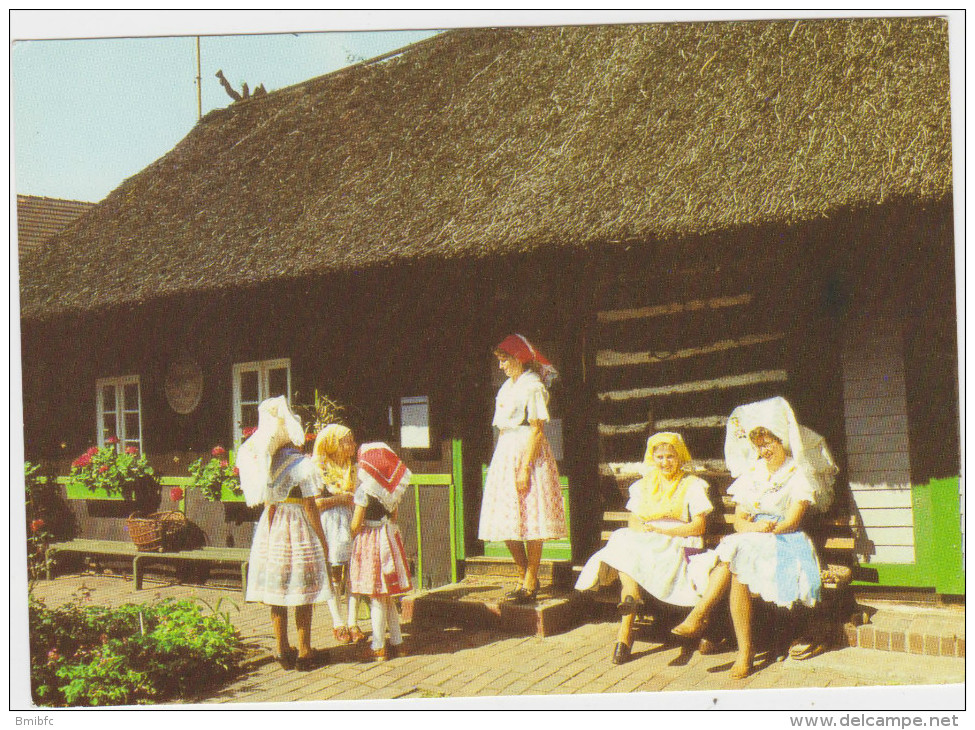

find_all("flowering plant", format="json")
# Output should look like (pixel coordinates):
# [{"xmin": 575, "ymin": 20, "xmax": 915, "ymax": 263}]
[
  {"xmin": 26, "ymin": 462, "xmax": 55, "ymax": 583},
  {"xmin": 66, "ymin": 440, "xmax": 155, "ymax": 498},
  {"xmin": 187, "ymin": 446, "xmax": 241, "ymax": 501}
]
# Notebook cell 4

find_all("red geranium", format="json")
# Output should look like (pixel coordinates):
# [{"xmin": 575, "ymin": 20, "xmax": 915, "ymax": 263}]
[
  {"xmin": 72, "ymin": 453, "xmax": 92, "ymax": 469},
  {"xmin": 31, "ymin": 518, "xmax": 45, "ymax": 533},
  {"xmin": 98, "ymin": 465, "xmax": 110, "ymax": 473},
  {"xmin": 242, "ymin": 426, "xmax": 257, "ymax": 439},
  {"xmin": 212, "ymin": 446, "xmax": 226, "ymax": 457},
  {"xmin": 219, "ymin": 460, "xmax": 229, "ymax": 469},
  {"xmin": 233, "ymin": 466, "xmax": 240, "ymax": 476},
  {"xmin": 125, "ymin": 446, "xmax": 138, "ymax": 455},
  {"xmin": 169, "ymin": 486, "xmax": 184, "ymax": 502},
  {"xmin": 86, "ymin": 446, "xmax": 99, "ymax": 457},
  {"xmin": 106, "ymin": 436, "xmax": 119, "ymax": 445},
  {"xmin": 305, "ymin": 432, "xmax": 316, "ymax": 442}
]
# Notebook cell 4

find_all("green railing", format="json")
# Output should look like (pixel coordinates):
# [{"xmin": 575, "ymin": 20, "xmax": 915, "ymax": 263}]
[{"xmin": 855, "ymin": 477, "xmax": 964, "ymax": 594}]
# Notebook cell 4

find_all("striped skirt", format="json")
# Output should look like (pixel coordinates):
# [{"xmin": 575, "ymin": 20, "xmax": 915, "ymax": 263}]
[
  {"xmin": 349, "ymin": 520, "xmax": 413, "ymax": 598},
  {"xmin": 246, "ymin": 503, "xmax": 333, "ymax": 606}
]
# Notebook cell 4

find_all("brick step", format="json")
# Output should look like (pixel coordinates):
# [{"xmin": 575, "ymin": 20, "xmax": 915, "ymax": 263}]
[
  {"xmin": 401, "ymin": 577, "xmax": 590, "ymax": 637},
  {"xmin": 463, "ymin": 556, "xmax": 575, "ymax": 589}
]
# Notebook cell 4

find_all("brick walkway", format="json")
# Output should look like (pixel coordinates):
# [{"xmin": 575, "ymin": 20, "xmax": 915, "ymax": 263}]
[{"xmin": 28, "ymin": 575, "xmax": 964, "ymax": 707}]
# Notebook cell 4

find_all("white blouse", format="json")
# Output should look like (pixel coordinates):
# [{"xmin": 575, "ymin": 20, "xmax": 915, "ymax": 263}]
[
  {"xmin": 492, "ymin": 370, "xmax": 550, "ymax": 430},
  {"xmin": 728, "ymin": 458, "xmax": 817, "ymax": 519}
]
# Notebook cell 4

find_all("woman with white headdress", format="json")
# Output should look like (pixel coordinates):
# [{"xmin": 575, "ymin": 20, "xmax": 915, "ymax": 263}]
[
  {"xmin": 671, "ymin": 396, "xmax": 837, "ymax": 679},
  {"xmin": 238, "ymin": 396, "xmax": 334, "ymax": 671}
]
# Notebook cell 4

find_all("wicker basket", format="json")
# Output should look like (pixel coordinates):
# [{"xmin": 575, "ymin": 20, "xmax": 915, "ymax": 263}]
[{"xmin": 126, "ymin": 511, "xmax": 187, "ymax": 552}]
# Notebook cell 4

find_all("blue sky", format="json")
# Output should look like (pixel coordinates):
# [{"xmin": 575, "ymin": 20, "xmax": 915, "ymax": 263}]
[{"xmin": 12, "ymin": 24, "xmax": 439, "ymax": 202}]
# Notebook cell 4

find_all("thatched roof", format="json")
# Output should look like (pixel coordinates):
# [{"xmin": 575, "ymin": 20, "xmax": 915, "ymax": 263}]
[{"xmin": 20, "ymin": 17, "xmax": 952, "ymax": 320}]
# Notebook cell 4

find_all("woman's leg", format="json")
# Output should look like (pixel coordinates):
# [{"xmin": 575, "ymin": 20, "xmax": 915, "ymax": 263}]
[
  {"xmin": 295, "ymin": 605, "xmax": 314, "ymax": 659},
  {"xmin": 729, "ymin": 576, "xmax": 754, "ymax": 678},
  {"xmin": 505, "ymin": 540, "xmax": 529, "ymax": 584},
  {"xmin": 672, "ymin": 562, "xmax": 731, "ymax": 637},
  {"xmin": 271, "ymin": 605, "xmax": 289, "ymax": 657},
  {"xmin": 523, "ymin": 540, "xmax": 544, "ymax": 591}
]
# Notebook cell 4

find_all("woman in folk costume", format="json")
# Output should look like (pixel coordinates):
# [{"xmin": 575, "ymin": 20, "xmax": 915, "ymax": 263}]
[
  {"xmin": 575, "ymin": 432, "xmax": 715, "ymax": 665},
  {"xmin": 238, "ymin": 396, "xmax": 334, "ymax": 671},
  {"xmin": 672, "ymin": 396, "xmax": 838, "ymax": 679},
  {"xmin": 478, "ymin": 334, "xmax": 567, "ymax": 604},
  {"xmin": 313, "ymin": 424, "xmax": 367, "ymax": 645},
  {"xmin": 349, "ymin": 442, "xmax": 413, "ymax": 661}
]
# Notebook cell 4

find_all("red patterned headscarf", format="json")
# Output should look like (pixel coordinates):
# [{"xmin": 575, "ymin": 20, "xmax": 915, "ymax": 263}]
[
  {"xmin": 495, "ymin": 334, "xmax": 558, "ymax": 386},
  {"xmin": 357, "ymin": 442, "xmax": 411, "ymax": 512}
]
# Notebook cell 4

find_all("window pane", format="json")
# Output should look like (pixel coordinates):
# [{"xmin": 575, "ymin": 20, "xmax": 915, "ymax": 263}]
[
  {"xmin": 240, "ymin": 369, "xmax": 259, "ymax": 402},
  {"xmin": 123, "ymin": 382, "xmax": 140, "ymax": 410},
  {"xmin": 267, "ymin": 366, "xmax": 288, "ymax": 399},
  {"xmin": 125, "ymin": 412, "xmax": 141, "ymax": 442},
  {"xmin": 240, "ymin": 404, "xmax": 259, "ymax": 435},
  {"xmin": 101, "ymin": 384, "xmax": 117, "ymax": 413},
  {"xmin": 101, "ymin": 413, "xmax": 117, "ymax": 444}
]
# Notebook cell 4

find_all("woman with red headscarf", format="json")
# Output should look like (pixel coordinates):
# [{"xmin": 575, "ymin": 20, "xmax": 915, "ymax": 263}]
[{"xmin": 478, "ymin": 334, "xmax": 567, "ymax": 604}]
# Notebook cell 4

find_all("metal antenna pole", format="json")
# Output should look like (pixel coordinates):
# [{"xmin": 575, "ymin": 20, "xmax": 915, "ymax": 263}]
[{"xmin": 196, "ymin": 37, "xmax": 202, "ymax": 121}]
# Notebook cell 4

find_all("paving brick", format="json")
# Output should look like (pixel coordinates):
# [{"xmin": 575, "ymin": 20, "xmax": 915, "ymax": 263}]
[
  {"xmin": 874, "ymin": 629, "xmax": 891, "ymax": 652},
  {"xmin": 858, "ymin": 625, "xmax": 875, "ymax": 649},
  {"xmin": 909, "ymin": 632, "xmax": 925, "ymax": 654},
  {"xmin": 924, "ymin": 635, "xmax": 941, "ymax": 656},
  {"xmin": 891, "ymin": 631, "xmax": 906, "ymax": 653},
  {"xmin": 957, "ymin": 638, "xmax": 965, "ymax": 657}
]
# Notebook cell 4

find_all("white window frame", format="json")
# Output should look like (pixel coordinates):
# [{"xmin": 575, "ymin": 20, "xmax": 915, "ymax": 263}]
[
  {"xmin": 96, "ymin": 375, "xmax": 143, "ymax": 453},
  {"xmin": 232, "ymin": 358, "xmax": 292, "ymax": 446}
]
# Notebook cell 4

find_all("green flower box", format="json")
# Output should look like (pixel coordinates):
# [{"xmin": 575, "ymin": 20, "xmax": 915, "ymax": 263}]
[
  {"xmin": 63, "ymin": 481, "xmax": 124, "ymax": 501},
  {"xmin": 221, "ymin": 484, "xmax": 245, "ymax": 503}
]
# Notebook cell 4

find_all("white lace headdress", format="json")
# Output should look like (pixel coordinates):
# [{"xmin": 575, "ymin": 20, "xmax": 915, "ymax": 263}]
[
  {"xmin": 236, "ymin": 396, "xmax": 305, "ymax": 506},
  {"xmin": 724, "ymin": 396, "xmax": 838, "ymax": 512}
]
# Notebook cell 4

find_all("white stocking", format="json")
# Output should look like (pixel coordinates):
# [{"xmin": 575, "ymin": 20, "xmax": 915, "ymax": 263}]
[{"xmin": 370, "ymin": 597, "xmax": 387, "ymax": 651}]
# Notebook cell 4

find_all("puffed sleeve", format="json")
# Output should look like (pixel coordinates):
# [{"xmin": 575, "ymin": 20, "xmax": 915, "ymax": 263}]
[
  {"xmin": 624, "ymin": 481, "xmax": 642, "ymax": 514},
  {"xmin": 295, "ymin": 458, "xmax": 324, "ymax": 498},
  {"xmin": 787, "ymin": 469, "xmax": 818, "ymax": 507},
  {"xmin": 683, "ymin": 477, "xmax": 714, "ymax": 519},
  {"xmin": 353, "ymin": 484, "xmax": 370, "ymax": 508},
  {"xmin": 524, "ymin": 378, "xmax": 550, "ymax": 422}
]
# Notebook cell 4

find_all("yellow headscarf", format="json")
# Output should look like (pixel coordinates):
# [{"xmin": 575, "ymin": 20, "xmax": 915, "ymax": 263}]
[
  {"xmin": 312, "ymin": 424, "xmax": 355, "ymax": 495},
  {"xmin": 629, "ymin": 432, "xmax": 693, "ymax": 521}
]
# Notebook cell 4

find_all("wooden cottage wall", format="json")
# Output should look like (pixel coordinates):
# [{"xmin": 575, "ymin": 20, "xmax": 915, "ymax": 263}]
[{"xmin": 833, "ymin": 200, "xmax": 959, "ymax": 566}]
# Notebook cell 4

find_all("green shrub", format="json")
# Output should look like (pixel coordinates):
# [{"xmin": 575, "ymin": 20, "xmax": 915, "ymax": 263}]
[{"xmin": 30, "ymin": 595, "xmax": 244, "ymax": 706}]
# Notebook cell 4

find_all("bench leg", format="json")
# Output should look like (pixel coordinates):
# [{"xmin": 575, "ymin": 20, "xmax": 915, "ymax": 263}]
[{"xmin": 133, "ymin": 556, "xmax": 143, "ymax": 590}]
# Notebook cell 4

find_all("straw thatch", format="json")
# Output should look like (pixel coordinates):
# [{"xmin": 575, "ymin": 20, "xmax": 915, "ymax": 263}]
[{"xmin": 20, "ymin": 17, "xmax": 952, "ymax": 320}]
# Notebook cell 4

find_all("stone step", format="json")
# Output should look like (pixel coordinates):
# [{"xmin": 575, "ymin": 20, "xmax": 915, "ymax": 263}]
[
  {"xmin": 401, "ymin": 577, "xmax": 592, "ymax": 637},
  {"xmin": 463, "ymin": 556, "xmax": 575, "ymax": 589}
]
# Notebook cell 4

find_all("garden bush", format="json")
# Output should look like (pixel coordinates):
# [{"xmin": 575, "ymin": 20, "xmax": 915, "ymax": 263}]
[{"xmin": 30, "ymin": 595, "xmax": 245, "ymax": 706}]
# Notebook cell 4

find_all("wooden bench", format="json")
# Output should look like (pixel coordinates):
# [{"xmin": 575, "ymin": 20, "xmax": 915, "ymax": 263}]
[
  {"xmin": 46, "ymin": 539, "xmax": 251, "ymax": 596},
  {"xmin": 594, "ymin": 474, "xmax": 858, "ymax": 655}
]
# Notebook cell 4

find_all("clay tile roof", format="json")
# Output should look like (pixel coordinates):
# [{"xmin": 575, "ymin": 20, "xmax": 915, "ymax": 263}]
[
  {"xmin": 16, "ymin": 195, "xmax": 95, "ymax": 262},
  {"xmin": 20, "ymin": 18, "xmax": 952, "ymax": 320}
]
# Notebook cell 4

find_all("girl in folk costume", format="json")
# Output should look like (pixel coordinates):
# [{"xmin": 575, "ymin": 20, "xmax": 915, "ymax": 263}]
[
  {"xmin": 672, "ymin": 396, "xmax": 838, "ymax": 679},
  {"xmin": 238, "ymin": 396, "xmax": 334, "ymax": 671},
  {"xmin": 349, "ymin": 442, "xmax": 413, "ymax": 661},
  {"xmin": 313, "ymin": 424, "xmax": 367, "ymax": 645},
  {"xmin": 575, "ymin": 432, "xmax": 715, "ymax": 665},
  {"xmin": 478, "ymin": 334, "xmax": 567, "ymax": 604}
]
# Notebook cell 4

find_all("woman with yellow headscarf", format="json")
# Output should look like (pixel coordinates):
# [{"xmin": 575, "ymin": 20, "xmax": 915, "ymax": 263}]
[
  {"xmin": 313, "ymin": 424, "xmax": 367, "ymax": 645},
  {"xmin": 575, "ymin": 432, "xmax": 715, "ymax": 665}
]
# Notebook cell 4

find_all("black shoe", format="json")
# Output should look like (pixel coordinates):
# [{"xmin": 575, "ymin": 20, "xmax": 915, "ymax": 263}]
[
  {"xmin": 276, "ymin": 647, "xmax": 297, "ymax": 670},
  {"xmin": 295, "ymin": 649, "xmax": 327, "ymax": 671},
  {"xmin": 505, "ymin": 587, "xmax": 538, "ymax": 605},
  {"xmin": 611, "ymin": 642, "xmax": 632, "ymax": 665},
  {"xmin": 617, "ymin": 595, "xmax": 641, "ymax": 616}
]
